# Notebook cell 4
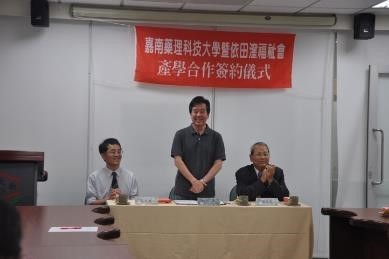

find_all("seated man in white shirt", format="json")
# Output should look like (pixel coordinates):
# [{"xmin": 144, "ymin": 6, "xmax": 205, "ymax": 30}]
[{"xmin": 85, "ymin": 138, "xmax": 138, "ymax": 205}]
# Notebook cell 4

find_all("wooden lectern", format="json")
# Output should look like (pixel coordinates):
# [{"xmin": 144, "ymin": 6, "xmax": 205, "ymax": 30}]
[{"xmin": 0, "ymin": 150, "xmax": 47, "ymax": 205}]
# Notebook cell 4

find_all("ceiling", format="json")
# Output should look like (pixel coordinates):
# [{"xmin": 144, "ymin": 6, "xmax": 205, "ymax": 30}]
[{"xmin": 51, "ymin": 0, "xmax": 389, "ymax": 15}]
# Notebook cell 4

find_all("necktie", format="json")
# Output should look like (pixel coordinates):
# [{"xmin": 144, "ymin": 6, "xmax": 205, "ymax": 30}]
[{"xmin": 111, "ymin": 172, "xmax": 118, "ymax": 189}]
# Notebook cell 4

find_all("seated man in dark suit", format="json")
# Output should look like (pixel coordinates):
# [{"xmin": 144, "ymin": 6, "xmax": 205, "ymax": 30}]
[{"xmin": 235, "ymin": 142, "xmax": 289, "ymax": 201}]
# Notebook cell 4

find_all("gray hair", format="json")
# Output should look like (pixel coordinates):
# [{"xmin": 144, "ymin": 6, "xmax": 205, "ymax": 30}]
[{"xmin": 250, "ymin": 142, "xmax": 270, "ymax": 155}]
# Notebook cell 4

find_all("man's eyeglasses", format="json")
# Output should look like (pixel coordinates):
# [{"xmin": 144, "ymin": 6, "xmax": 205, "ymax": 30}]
[{"xmin": 107, "ymin": 149, "xmax": 123, "ymax": 155}]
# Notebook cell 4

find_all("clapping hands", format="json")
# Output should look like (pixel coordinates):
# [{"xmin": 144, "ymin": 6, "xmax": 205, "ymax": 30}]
[{"xmin": 260, "ymin": 164, "xmax": 276, "ymax": 184}]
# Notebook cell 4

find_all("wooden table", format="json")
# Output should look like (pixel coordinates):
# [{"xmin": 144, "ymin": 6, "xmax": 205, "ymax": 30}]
[
  {"xmin": 321, "ymin": 208, "xmax": 389, "ymax": 259},
  {"xmin": 18, "ymin": 206, "xmax": 133, "ymax": 259},
  {"xmin": 108, "ymin": 201, "xmax": 313, "ymax": 259}
]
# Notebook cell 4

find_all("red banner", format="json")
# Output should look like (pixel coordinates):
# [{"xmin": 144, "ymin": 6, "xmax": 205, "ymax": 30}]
[{"xmin": 134, "ymin": 26, "xmax": 295, "ymax": 88}]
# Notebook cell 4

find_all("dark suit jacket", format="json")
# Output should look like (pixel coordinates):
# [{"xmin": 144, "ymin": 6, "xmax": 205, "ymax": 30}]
[{"xmin": 235, "ymin": 164, "xmax": 289, "ymax": 201}]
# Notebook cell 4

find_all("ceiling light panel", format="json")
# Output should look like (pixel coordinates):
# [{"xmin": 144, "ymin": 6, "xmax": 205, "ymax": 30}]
[
  {"xmin": 301, "ymin": 7, "xmax": 365, "ymax": 14},
  {"xmin": 373, "ymin": 0, "xmax": 389, "ymax": 8},
  {"xmin": 309, "ymin": 0, "xmax": 383, "ymax": 9}
]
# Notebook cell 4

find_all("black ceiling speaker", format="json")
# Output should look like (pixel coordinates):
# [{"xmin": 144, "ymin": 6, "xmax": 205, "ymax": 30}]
[
  {"xmin": 354, "ymin": 13, "xmax": 375, "ymax": 40},
  {"xmin": 31, "ymin": 0, "xmax": 49, "ymax": 27}
]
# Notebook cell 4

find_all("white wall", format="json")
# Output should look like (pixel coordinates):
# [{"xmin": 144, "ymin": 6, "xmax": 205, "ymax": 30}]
[
  {"xmin": 0, "ymin": 16, "xmax": 335, "ymax": 257},
  {"xmin": 0, "ymin": 16, "xmax": 90, "ymax": 205}
]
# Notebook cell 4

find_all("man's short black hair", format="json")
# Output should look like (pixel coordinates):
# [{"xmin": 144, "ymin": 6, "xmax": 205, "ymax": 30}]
[
  {"xmin": 99, "ymin": 138, "xmax": 121, "ymax": 154},
  {"xmin": 0, "ymin": 199, "xmax": 22, "ymax": 259},
  {"xmin": 189, "ymin": 96, "xmax": 210, "ymax": 114}
]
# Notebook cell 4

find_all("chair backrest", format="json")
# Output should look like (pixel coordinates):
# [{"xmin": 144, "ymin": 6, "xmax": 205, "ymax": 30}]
[
  {"xmin": 229, "ymin": 185, "xmax": 237, "ymax": 201},
  {"xmin": 169, "ymin": 186, "xmax": 176, "ymax": 200}
]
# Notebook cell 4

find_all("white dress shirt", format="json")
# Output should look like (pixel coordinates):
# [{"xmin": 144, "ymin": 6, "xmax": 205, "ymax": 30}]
[{"xmin": 85, "ymin": 166, "xmax": 138, "ymax": 204}]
